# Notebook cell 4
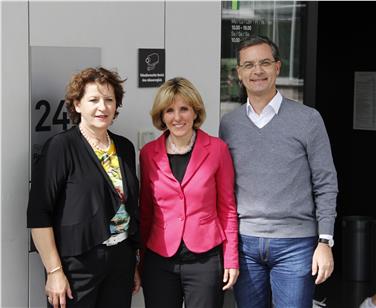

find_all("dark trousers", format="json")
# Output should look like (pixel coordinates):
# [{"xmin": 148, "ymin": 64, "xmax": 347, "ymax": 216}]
[
  {"xmin": 142, "ymin": 249, "xmax": 224, "ymax": 308},
  {"xmin": 58, "ymin": 239, "xmax": 136, "ymax": 308}
]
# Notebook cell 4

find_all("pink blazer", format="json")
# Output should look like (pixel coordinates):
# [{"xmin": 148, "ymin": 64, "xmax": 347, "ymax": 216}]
[{"xmin": 140, "ymin": 129, "xmax": 238, "ymax": 269}]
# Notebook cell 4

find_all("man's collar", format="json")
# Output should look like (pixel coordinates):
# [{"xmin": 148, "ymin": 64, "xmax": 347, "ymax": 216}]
[{"xmin": 247, "ymin": 91, "xmax": 283, "ymax": 115}]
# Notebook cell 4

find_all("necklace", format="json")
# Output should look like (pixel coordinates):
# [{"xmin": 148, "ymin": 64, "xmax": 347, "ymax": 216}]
[
  {"xmin": 167, "ymin": 130, "xmax": 196, "ymax": 154},
  {"xmin": 79, "ymin": 125, "xmax": 111, "ymax": 152}
]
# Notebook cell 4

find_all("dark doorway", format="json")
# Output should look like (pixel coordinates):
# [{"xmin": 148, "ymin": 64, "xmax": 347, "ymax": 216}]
[{"xmin": 314, "ymin": 2, "xmax": 376, "ymax": 306}]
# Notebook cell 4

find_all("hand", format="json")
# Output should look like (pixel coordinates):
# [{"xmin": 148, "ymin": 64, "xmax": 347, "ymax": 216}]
[
  {"xmin": 45, "ymin": 271, "xmax": 73, "ymax": 308},
  {"xmin": 133, "ymin": 267, "xmax": 141, "ymax": 294},
  {"xmin": 222, "ymin": 268, "xmax": 239, "ymax": 290},
  {"xmin": 312, "ymin": 243, "xmax": 334, "ymax": 284}
]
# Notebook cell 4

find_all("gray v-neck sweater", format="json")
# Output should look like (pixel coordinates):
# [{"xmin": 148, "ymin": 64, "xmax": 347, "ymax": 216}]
[{"xmin": 219, "ymin": 98, "xmax": 338, "ymax": 238}]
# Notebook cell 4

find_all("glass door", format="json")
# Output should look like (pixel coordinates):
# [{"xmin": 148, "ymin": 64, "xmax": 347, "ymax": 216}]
[{"xmin": 221, "ymin": 1, "xmax": 313, "ymax": 116}]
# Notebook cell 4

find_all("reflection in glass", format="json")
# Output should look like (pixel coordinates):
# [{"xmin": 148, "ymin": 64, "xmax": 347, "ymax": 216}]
[{"xmin": 221, "ymin": 1, "xmax": 307, "ymax": 117}]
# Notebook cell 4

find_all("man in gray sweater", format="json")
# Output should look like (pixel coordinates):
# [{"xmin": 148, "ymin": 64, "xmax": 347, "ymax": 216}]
[{"xmin": 219, "ymin": 35, "xmax": 338, "ymax": 308}]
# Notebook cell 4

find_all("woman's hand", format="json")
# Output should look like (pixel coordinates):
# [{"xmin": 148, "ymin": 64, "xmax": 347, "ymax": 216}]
[
  {"xmin": 31, "ymin": 228, "xmax": 73, "ymax": 307},
  {"xmin": 45, "ymin": 270, "xmax": 73, "ymax": 308},
  {"xmin": 222, "ymin": 268, "xmax": 239, "ymax": 290},
  {"xmin": 133, "ymin": 267, "xmax": 141, "ymax": 294}
]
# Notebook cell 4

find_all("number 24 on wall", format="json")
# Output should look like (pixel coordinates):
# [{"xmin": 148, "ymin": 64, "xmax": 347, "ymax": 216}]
[{"xmin": 35, "ymin": 99, "xmax": 70, "ymax": 131}]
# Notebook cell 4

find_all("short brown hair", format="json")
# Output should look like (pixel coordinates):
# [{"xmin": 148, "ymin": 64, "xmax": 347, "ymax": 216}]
[
  {"xmin": 237, "ymin": 35, "xmax": 281, "ymax": 65},
  {"xmin": 65, "ymin": 67, "xmax": 126, "ymax": 124},
  {"xmin": 150, "ymin": 77, "xmax": 206, "ymax": 130}
]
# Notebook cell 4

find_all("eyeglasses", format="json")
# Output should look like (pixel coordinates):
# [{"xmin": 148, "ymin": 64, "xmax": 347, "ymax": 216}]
[{"xmin": 238, "ymin": 59, "xmax": 278, "ymax": 71}]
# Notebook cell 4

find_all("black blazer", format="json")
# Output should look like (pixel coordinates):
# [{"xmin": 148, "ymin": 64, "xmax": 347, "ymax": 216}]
[{"xmin": 27, "ymin": 126, "xmax": 139, "ymax": 257}]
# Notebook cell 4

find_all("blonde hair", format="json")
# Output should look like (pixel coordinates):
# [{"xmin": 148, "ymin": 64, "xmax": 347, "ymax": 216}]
[{"xmin": 150, "ymin": 77, "xmax": 206, "ymax": 130}]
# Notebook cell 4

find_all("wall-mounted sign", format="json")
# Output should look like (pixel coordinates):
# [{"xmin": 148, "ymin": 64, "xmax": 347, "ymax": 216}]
[
  {"xmin": 31, "ymin": 47, "xmax": 101, "ymax": 166},
  {"xmin": 353, "ymin": 71, "xmax": 376, "ymax": 131},
  {"xmin": 138, "ymin": 48, "xmax": 165, "ymax": 88}
]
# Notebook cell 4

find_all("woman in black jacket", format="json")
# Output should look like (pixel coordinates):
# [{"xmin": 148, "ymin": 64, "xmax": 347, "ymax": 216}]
[{"xmin": 27, "ymin": 67, "xmax": 140, "ymax": 308}]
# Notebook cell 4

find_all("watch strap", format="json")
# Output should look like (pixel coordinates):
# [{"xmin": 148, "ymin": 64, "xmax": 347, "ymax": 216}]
[{"xmin": 318, "ymin": 238, "xmax": 334, "ymax": 247}]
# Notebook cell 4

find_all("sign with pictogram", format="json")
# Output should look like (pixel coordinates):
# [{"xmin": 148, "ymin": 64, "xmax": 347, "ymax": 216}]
[{"xmin": 138, "ymin": 48, "xmax": 165, "ymax": 88}]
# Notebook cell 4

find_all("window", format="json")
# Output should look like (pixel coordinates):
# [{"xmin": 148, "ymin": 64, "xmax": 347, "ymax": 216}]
[{"xmin": 221, "ymin": 1, "xmax": 307, "ymax": 116}]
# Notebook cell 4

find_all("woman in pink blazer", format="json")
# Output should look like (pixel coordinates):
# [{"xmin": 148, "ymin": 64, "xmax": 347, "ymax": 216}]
[{"xmin": 139, "ymin": 77, "xmax": 239, "ymax": 308}]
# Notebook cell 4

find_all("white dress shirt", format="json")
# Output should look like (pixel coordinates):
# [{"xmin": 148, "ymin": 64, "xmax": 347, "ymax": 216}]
[{"xmin": 246, "ymin": 91, "xmax": 282, "ymax": 128}]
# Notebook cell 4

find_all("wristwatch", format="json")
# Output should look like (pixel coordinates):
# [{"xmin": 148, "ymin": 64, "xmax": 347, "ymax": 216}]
[{"xmin": 318, "ymin": 238, "xmax": 334, "ymax": 247}]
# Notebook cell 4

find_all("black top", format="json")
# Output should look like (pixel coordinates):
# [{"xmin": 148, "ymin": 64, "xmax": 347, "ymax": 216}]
[
  {"xmin": 167, "ymin": 151, "xmax": 192, "ymax": 183},
  {"xmin": 27, "ymin": 126, "xmax": 139, "ymax": 257}
]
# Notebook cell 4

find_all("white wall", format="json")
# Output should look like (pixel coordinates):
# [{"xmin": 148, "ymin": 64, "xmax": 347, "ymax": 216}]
[
  {"xmin": 29, "ymin": 1, "xmax": 166, "ymax": 147},
  {"xmin": 165, "ymin": 1, "xmax": 221, "ymax": 137},
  {"xmin": 1, "ymin": 1, "xmax": 30, "ymax": 307},
  {"xmin": 28, "ymin": 1, "xmax": 222, "ymax": 145},
  {"xmin": 0, "ymin": 2, "xmax": 2, "ymax": 303},
  {"xmin": 1, "ymin": 1, "xmax": 222, "ymax": 307}
]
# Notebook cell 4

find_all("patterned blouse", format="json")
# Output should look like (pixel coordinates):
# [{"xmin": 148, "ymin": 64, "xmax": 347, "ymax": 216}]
[{"xmin": 94, "ymin": 139, "xmax": 130, "ymax": 237}]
